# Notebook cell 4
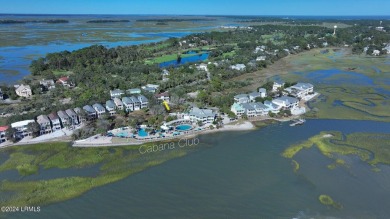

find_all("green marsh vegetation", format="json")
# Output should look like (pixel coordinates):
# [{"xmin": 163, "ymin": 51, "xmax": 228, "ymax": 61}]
[
  {"xmin": 318, "ymin": 194, "xmax": 343, "ymax": 209},
  {"xmin": 0, "ymin": 141, "xmax": 192, "ymax": 207}
]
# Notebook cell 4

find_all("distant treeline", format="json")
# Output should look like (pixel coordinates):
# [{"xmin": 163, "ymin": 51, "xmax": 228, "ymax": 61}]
[
  {"xmin": 86, "ymin": 19, "xmax": 130, "ymax": 23},
  {"xmin": 0, "ymin": 19, "xmax": 69, "ymax": 24},
  {"xmin": 136, "ymin": 18, "xmax": 215, "ymax": 22}
]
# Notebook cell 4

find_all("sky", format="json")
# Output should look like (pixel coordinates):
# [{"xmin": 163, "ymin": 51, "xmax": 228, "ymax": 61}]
[{"xmin": 0, "ymin": 0, "xmax": 389, "ymax": 16}]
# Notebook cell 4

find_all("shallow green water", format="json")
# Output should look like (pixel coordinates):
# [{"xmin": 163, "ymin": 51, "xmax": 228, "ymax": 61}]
[{"xmin": 3, "ymin": 119, "xmax": 390, "ymax": 219}]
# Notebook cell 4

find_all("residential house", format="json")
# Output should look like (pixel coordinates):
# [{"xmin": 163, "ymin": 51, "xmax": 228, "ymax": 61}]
[
  {"xmin": 48, "ymin": 112, "xmax": 62, "ymax": 131},
  {"xmin": 105, "ymin": 100, "xmax": 116, "ymax": 116},
  {"xmin": 11, "ymin": 120, "xmax": 35, "ymax": 138},
  {"xmin": 39, "ymin": 79, "xmax": 55, "ymax": 90},
  {"xmin": 230, "ymin": 64, "xmax": 246, "ymax": 71},
  {"xmin": 285, "ymin": 82, "xmax": 314, "ymax": 98},
  {"xmin": 15, "ymin": 84, "xmax": 32, "ymax": 98},
  {"xmin": 57, "ymin": 111, "xmax": 71, "ymax": 128},
  {"xmin": 234, "ymin": 94, "xmax": 250, "ymax": 104},
  {"xmin": 272, "ymin": 96, "xmax": 299, "ymax": 109},
  {"xmin": 240, "ymin": 103, "xmax": 257, "ymax": 117},
  {"xmin": 65, "ymin": 109, "xmax": 80, "ymax": 126},
  {"xmin": 113, "ymin": 97, "xmax": 124, "ymax": 110},
  {"xmin": 0, "ymin": 126, "xmax": 8, "ymax": 143},
  {"xmin": 110, "ymin": 89, "xmax": 124, "ymax": 99},
  {"xmin": 264, "ymin": 101, "xmax": 281, "ymax": 114},
  {"xmin": 130, "ymin": 96, "xmax": 141, "ymax": 111},
  {"xmin": 258, "ymin": 88, "xmax": 267, "ymax": 98},
  {"xmin": 141, "ymin": 84, "xmax": 159, "ymax": 93},
  {"xmin": 155, "ymin": 92, "xmax": 170, "ymax": 103},
  {"xmin": 122, "ymin": 97, "xmax": 134, "ymax": 112},
  {"xmin": 249, "ymin": 102, "xmax": 268, "ymax": 116},
  {"xmin": 127, "ymin": 88, "xmax": 141, "ymax": 95},
  {"xmin": 162, "ymin": 69, "xmax": 170, "ymax": 76},
  {"xmin": 196, "ymin": 63, "xmax": 208, "ymax": 71},
  {"xmin": 92, "ymin": 103, "xmax": 106, "ymax": 118},
  {"xmin": 74, "ymin": 107, "xmax": 86, "ymax": 123},
  {"xmin": 248, "ymin": 92, "xmax": 261, "ymax": 102},
  {"xmin": 256, "ymin": 56, "xmax": 266, "ymax": 61},
  {"xmin": 83, "ymin": 105, "xmax": 97, "ymax": 120},
  {"xmin": 138, "ymin": 95, "xmax": 149, "ymax": 109},
  {"xmin": 231, "ymin": 103, "xmax": 245, "ymax": 118},
  {"xmin": 272, "ymin": 81, "xmax": 285, "ymax": 92},
  {"xmin": 36, "ymin": 115, "xmax": 52, "ymax": 135},
  {"xmin": 57, "ymin": 76, "xmax": 71, "ymax": 87},
  {"xmin": 187, "ymin": 107, "xmax": 216, "ymax": 123}
]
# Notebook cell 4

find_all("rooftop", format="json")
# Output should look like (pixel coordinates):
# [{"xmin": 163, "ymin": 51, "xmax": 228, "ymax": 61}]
[
  {"xmin": 11, "ymin": 120, "xmax": 35, "ymax": 128},
  {"xmin": 0, "ymin": 126, "xmax": 9, "ymax": 132}
]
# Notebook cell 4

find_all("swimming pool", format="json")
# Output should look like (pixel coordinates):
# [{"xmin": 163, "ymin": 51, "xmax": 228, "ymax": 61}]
[
  {"xmin": 138, "ymin": 129, "xmax": 148, "ymax": 137},
  {"xmin": 176, "ymin": 124, "xmax": 192, "ymax": 131}
]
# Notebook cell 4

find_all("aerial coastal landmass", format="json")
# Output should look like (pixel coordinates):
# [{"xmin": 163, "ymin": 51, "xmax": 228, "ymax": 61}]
[{"xmin": 0, "ymin": 1, "xmax": 390, "ymax": 218}]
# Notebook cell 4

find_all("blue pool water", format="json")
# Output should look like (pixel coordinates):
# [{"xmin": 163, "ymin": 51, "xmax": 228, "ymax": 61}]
[
  {"xmin": 176, "ymin": 124, "xmax": 192, "ymax": 131},
  {"xmin": 138, "ymin": 129, "xmax": 148, "ymax": 137}
]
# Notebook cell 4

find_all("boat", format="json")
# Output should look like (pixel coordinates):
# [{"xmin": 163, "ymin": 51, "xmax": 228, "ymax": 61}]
[{"xmin": 290, "ymin": 118, "xmax": 306, "ymax": 126}]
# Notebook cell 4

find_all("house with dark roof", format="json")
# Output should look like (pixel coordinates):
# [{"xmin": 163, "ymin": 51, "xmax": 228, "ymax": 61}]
[
  {"xmin": 92, "ymin": 103, "xmax": 106, "ymax": 118},
  {"xmin": 83, "ymin": 105, "xmax": 97, "ymax": 120},
  {"xmin": 58, "ymin": 110, "xmax": 71, "ymax": 128},
  {"xmin": 74, "ymin": 107, "xmax": 86, "ymax": 123},
  {"xmin": 65, "ymin": 109, "xmax": 80, "ymax": 126},
  {"xmin": 130, "ymin": 96, "xmax": 141, "ymax": 111},
  {"xmin": 110, "ymin": 89, "xmax": 124, "ymax": 99},
  {"xmin": 137, "ymin": 95, "xmax": 149, "ymax": 109},
  {"xmin": 113, "ymin": 97, "xmax": 124, "ymax": 110},
  {"xmin": 48, "ymin": 112, "xmax": 61, "ymax": 131},
  {"xmin": 105, "ymin": 100, "xmax": 116, "ymax": 116},
  {"xmin": 122, "ymin": 97, "xmax": 134, "ymax": 112},
  {"xmin": 37, "ymin": 115, "xmax": 52, "ymax": 135}
]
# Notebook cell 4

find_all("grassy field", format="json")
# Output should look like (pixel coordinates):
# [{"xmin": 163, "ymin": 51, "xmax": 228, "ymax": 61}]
[{"xmin": 0, "ymin": 141, "xmax": 193, "ymax": 207}]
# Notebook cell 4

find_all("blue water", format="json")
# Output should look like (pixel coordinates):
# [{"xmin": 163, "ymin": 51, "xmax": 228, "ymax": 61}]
[
  {"xmin": 176, "ymin": 124, "xmax": 192, "ymax": 131},
  {"xmin": 138, "ymin": 129, "xmax": 148, "ymax": 137},
  {"xmin": 159, "ymin": 53, "xmax": 209, "ymax": 68},
  {"xmin": 296, "ymin": 69, "xmax": 375, "ymax": 86}
]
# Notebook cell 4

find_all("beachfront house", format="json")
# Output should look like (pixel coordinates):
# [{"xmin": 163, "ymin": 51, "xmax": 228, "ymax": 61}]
[
  {"xmin": 39, "ymin": 79, "xmax": 55, "ymax": 90},
  {"xmin": 130, "ymin": 96, "xmax": 141, "ymax": 111},
  {"xmin": 105, "ymin": 100, "xmax": 116, "ymax": 116},
  {"xmin": 264, "ymin": 101, "xmax": 281, "ymax": 114},
  {"xmin": 83, "ymin": 105, "xmax": 97, "ymax": 120},
  {"xmin": 74, "ymin": 107, "xmax": 86, "ymax": 123},
  {"xmin": 65, "ymin": 109, "xmax": 80, "ymax": 126},
  {"xmin": 241, "ymin": 103, "xmax": 257, "ymax": 117},
  {"xmin": 187, "ymin": 107, "xmax": 216, "ymax": 124},
  {"xmin": 113, "ymin": 97, "xmax": 124, "ymax": 110},
  {"xmin": 0, "ymin": 126, "xmax": 8, "ymax": 143},
  {"xmin": 127, "ymin": 88, "xmax": 141, "ymax": 95},
  {"xmin": 248, "ymin": 92, "xmax": 261, "ymax": 102},
  {"xmin": 138, "ymin": 95, "xmax": 149, "ymax": 109},
  {"xmin": 272, "ymin": 96, "xmax": 299, "ymax": 109},
  {"xmin": 141, "ymin": 84, "xmax": 159, "ymax": 93},
  {"xmin": 250, "ymin": 102, "xmax": 269, "ymax": 116},
  {"xmin": 155, "ymin": 92, "xmax": 170, "ymax": 103},
  {"xmin": 230, "ymin": 64, "xmax": 246, "ymax": 71},
  {"xmin": 122, "ymin": 97, "xmax": 134, "ymax": 112},
  {"xmin": 36, "ymin": 115, "xmax": 52, "ymax": 135},
  {"xmin": 92, "ymin": 103, "xmax": 106, "ymax": 118},
  {"xmin": 285, "ymin": 83, "xmax": 314, "ymax": 98},
  {"xmin": 11, "ymin": 120, "xmax": 35, "ymax": 138},
  {"xmin": 272, "ymin": 81, "xmax": 285, "ymax": 92},
  {"xmin": 110, "ymin": 89, "xmax": 124, "ymax": 99},
  {"xmin": 234, "ymin": 94, "xmax": 250, "ymax": 104},
  {"xmin": 57, "ymin": 111, "xmax": 71, "ymax": 128},
  {"xmin": 259, "ymin": 88, "xmax": 267, "ymax": 98},
  {"xmin": 48, "ymin": 112, "xmax": 62, "ymax": 131},
  {"xmin": 15, "ymin": 84, "xmax": 32, "ymax": 98},
  {"xmin": 231, "ymin": 103, "xmax": 245, "ymax": 118}
]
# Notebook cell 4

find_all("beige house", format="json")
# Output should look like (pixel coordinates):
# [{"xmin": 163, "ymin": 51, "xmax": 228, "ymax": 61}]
[{"xmin": 15, "ymin": 84, "xmax": 32, "ymax": 98}]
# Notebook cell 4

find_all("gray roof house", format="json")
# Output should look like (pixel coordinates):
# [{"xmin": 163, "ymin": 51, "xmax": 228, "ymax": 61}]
[
  {"xmin": 106, "ymin": 100, "xmax": 116, "ymax": 115},
  {"xmin": 130, "ymin": 96, "xmax": 141, "ymax": 110},
  {"xmin": 83, "ymin": 105, "xmax": 97, "ymax": 120},
  {"xmin": 248, "ymin": 92, "xmax": 261, "ymax": 102},
  {"xmin": 122, "ymin": 97, "xmax": 134, "ymax": 112},
  {"xmin": 127, "ymin": 88, "xmax": 141, "ymax": 94},
  {"xmin": 110, "ymin": 89, "xmax": 124, "ymax": 99},
  {"xmin": 36, "ymin": 115, "xmax": 52, "ymax": 135},
  {"xmin": 65, "ymin": 109, "xmax": 80, "ymax": 126},
  {"xmin": 57, "ymin": 110, "xmax": 71, "ymax": 127},
  {"xmin": 137, "ymin": 95, "xmax": 149, "ymax": 109},
  {"xmin": 272, "ymin": 96, "xmax": 299, "ymax": 109},
  {"xmin": 92, "ymin": 103, "xmax": 106, "ymax": 118},
  {"xmin": 258, "ymin": 88, "xmax": 267, "ymax": 98},
  {"xmin": 249, "ymin": 102, "xmax": 268, "ymax": 116},
  {"xmin": 234, "ymin": 94, "xmax": 250, "ymax": 104},
  {"xmin": 240, "ymin": 103, "xmax": 257, "ymax": 117},
  {"xmin": 188, "ymin": 107, "xmax": 216, "ymax": 123},
  {"xmin": 264, "ymin": 100, "xmax": 281, "ymax": 113},
  {"xmin": 74, "ymin": 107, "xmax": 86, "ymax": 123},
  {"xmin": 48, "ymin": 112, "xmax": 61, "ymax": 131},
  {"xmin": 113, "ymin": 97, "xmax": 124, "ymax": 110}
]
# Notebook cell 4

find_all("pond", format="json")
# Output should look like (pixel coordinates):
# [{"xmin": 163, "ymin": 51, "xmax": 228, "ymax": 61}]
[{"xmin": 159, "ymin": 52, "xmax": 209, "ymax": 68}]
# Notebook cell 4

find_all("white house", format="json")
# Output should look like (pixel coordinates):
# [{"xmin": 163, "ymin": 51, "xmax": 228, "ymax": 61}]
[
  {"xmin": 155, "ymin": 92, "xmax": 170, "ymax": 103},
  {"xmin": 241, "ymin": 103, "xmax": 257, "ymax": 117},
  {"xmin": 258, "ymin": 88, "xmax": 267, "ymax": 98},
  {"xmin": 36, "ymin": 115, "xmax": 52, "ymax": 135},
  {"xmin": 272, "ymin": 96, "xmax": 299, "ymax": 109},
  {"xmin": 196, "ymin": 63, "xmax": 208, "ymax": 71},
  {"xmin": 256, "ymin": 56, "xmax": 266, "ymax": 61},
  {"xmin": 113, "ymin": 97, "xmax": 124, "ymax": 110},
  {"xmin": 11, "ymin": 120, "xmax": 35, "ymax": 138},
  {"xmin": 122, "ymin": 97, "xmax": 134, "ymax": 112},
  {"xmin": 15, "ymin": 84, "xmax": 32, "ymax": 98},
  {"xmin": 48, "ymin": 112, "xmax": 62, "ymax": 131},
  {"xmin": 231, "ymin": 103, "xmax": 245, "ymax": 117},
  {"xmin": 248, "ymin": 92, "xmax": 261, "ymax": 102},
  {"xmin": 138, "ymin": 95, "xmax": 149, "ymax": 109},
  {"xmin": 272, "ymin": 81, "xmax": 285, "ymax": 92},
  {"xmin": 230, "ymin": 64, "xmax": 246, "ymax": 71},
  {"xmin": 57, "ymin": 111, "xmax": 71, "ymax": 128},
  {"xmin": 130, "ymin": 96, "xmax": 141, "ymax": 111},
  {"xmin": 187, "ymin": 107, "xmax": 216, "ymax": 123},
  {"xmin": 105, "ymin": 100, "xmax": 116, "ymax": 116},
  {"xmin": 250, "ymin": 102, "xmax": 269, "ymax": 116},
  {"xmin": 110, "ymin": 89, "xmax": 124, "ymax": 99},
  {"xmin": 82, "ymin": 105, "xmax": 97, "ymax": 121},
  {"xmin": 264, "ymin": 101, "xmax": 281, "ymax": 114},
  {"xmin": 234, "ymin": 94, "xmax": 250, "ymax": 104},
  {"xmin": 285, "ymin": 83, "xmax": 314, "ymax": 98},
  {"xmin": 142, "ymin": 84, "xmax": 159, "ymax": 93},
  {"xmin": 92, "ymin": 103, "xmax": 106, "ymax": 118},
  {"xmin": 65, "ymin": 109, "xmax": 80, "ymax": 126}
]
